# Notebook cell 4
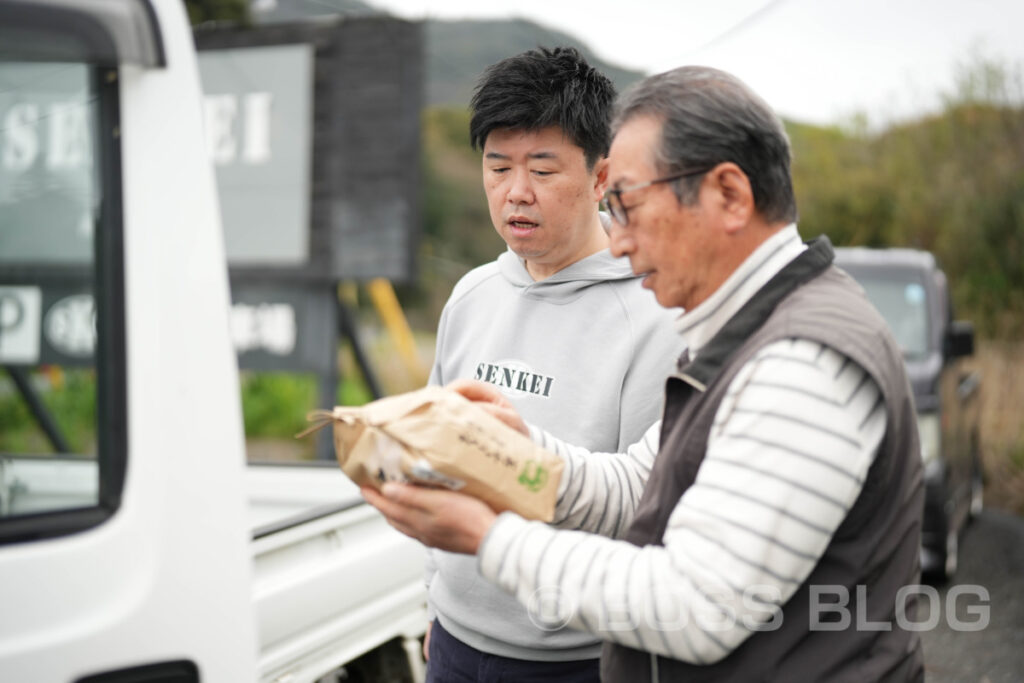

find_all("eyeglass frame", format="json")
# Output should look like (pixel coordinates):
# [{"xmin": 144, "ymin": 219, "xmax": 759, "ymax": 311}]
[{"xmin": 601, "ymin": 167, "xmax": 713, "ymax": 227}]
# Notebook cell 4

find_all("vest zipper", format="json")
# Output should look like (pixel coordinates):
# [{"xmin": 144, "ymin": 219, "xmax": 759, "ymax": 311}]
[{"xmin": 650, "ymin": 652, "xmax": 659, "ymax": 682}]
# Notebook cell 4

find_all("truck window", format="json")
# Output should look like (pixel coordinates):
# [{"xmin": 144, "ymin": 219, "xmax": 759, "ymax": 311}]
[{"xmin": 0, "ymin": 53, "xmax": 126, "ymax": 542}]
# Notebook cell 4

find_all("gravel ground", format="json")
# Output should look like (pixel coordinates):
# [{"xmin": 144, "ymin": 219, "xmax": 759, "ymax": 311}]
[{"xmin": 919, "ymin": 509, "xmax": 1024, "ymax": 682}]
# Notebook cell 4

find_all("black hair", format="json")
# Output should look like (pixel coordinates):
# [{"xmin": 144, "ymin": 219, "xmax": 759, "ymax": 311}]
[{"xmin": 469, "ymin": 46, "xmax": 616, "ymax": 170}]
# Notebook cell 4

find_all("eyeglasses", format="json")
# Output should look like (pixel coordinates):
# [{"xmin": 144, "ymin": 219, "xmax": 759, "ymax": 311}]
[{"xmin": 601, "ymin": 168, "xmax": 711, "ymax": 226}]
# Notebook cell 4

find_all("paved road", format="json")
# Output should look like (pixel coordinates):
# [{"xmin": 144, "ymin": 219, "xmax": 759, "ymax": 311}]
[{"xmin": 920, "ymin": 509, "xmax": 1024, "ymax": 682}]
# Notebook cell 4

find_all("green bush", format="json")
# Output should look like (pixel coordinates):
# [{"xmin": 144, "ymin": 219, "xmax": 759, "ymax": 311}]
[
  {"xmin": 240, "ymin": 370, "xmax": 374, "ymax": 439},
  {"xmin": 0, "ymin": 369, "xmax": 96, "ymax": 454},
  {"xmin": 789, "ymin": 56, "xmax": 1024, "ymax": 337}
]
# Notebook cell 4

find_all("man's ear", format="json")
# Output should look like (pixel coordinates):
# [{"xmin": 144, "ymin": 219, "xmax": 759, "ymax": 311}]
[
  {"xmin": 592, "ymin": 157, "xmax": 611, "ymax": 201},
  {"xmin": 708, "ymin": 162, "xmax": 754, "ymax": 233}
]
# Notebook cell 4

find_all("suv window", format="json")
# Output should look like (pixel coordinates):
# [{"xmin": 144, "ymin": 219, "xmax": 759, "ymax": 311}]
[
  {"xmin": 841, "ymin": 265, "xmax": 931, "ymax": 359},
  {"xmin": 0, "ymin": 53, "xmax": 125, "ymax": 541}
]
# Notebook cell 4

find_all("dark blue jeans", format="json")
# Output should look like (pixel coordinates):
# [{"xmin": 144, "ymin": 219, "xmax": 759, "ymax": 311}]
[{"xmin": 426, "ymin": 619, "xmax": 600, "ymax": 683}]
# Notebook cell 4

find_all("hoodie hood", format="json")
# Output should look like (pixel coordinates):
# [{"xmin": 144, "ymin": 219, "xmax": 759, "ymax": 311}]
[{"xmin": 496, "ymin": 247, "xmax": 640, "ymax": 304}]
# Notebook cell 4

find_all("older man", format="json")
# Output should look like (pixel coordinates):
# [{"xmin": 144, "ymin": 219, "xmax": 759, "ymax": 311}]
[{"xmin": 367, "ymin": 66, "xmax": 924, "ymax": 682}]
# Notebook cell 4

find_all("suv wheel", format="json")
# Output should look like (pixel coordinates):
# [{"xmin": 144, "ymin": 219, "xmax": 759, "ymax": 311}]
[
  {"xmin": 942, "ymin": 525, "xmax": 959, "ymax": 580},
  {"xmin": 969, "ymin": 452, "xmax": 984, "ymax": 519}
]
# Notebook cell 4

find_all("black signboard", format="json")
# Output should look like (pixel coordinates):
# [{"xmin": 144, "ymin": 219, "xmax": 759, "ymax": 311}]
[{"xmin": 194, "ymin": 17, "xmax": 424, "ymax": 284}]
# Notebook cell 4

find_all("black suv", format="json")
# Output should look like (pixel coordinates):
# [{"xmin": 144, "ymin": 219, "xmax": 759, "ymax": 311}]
[{"xmin": 835, "ymin": 247, "xmax": 983, "ymax": 580}]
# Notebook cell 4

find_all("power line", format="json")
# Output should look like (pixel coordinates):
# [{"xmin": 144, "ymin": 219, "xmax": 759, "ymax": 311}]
[{"xmin": 679, "ymin": 0, "xmax": 788, "ymax": 58}]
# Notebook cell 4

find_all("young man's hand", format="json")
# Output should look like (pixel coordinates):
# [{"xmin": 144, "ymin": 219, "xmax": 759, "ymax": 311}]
[
  {"xmin": 447, "ymin": 379, "xmax": 529, "ymax": 436},
  {"xmin": 362, "ymin": 483, "xmax": 498, "ymax": 555}
]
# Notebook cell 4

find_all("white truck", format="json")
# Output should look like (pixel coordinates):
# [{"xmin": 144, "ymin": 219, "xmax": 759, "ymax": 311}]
[{"xmin": 0, "ymin": 1, "xmax": 427, "ymax": 680}]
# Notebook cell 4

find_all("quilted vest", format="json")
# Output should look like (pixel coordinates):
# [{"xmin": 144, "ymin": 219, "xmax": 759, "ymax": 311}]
[{"xmin": 601, "ymin": 237, "xmax": 925, "ymax": 683}]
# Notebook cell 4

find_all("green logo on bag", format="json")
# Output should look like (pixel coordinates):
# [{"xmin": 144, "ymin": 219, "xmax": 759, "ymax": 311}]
[{"xmin": 518, "ymin": 461, "xmax": 548, "ymax": 492}]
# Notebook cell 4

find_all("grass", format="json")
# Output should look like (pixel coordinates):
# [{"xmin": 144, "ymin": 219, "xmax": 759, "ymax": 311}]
[
  {"xmin": 0, "ymin": 363, "xmax": 377, "ymax": 462},
  {"xmin": 975, "ymin": 340, "xmax": 1024, "ymax": 515}
]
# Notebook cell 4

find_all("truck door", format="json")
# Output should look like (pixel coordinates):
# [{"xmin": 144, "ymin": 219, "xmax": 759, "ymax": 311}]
[{"xmin": 0, "ymin": 1, "xmax": 258, "ymax": 680}]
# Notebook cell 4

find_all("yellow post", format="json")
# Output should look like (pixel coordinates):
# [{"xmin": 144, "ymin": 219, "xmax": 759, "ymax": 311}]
[{"xmin": 365, "ymin": 278, "xmax": 428, "ymax": 386}]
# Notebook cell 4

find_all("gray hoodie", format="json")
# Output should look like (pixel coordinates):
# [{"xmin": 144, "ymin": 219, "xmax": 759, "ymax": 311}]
[{"xmin": 427, "ymin": 246, "xmax": 683, "ymax": 661}]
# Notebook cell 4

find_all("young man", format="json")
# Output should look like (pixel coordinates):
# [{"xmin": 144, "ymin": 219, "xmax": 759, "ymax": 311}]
[
  {"xmin": 423, "ymin": 47, "xmax": 682, "ymax": 681},
  {"xmin": 370, "ymin": 66, "xmax": 925, "ymax": 682}
]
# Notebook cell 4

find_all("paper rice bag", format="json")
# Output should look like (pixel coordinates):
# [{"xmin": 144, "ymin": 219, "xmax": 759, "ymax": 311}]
[{"xmin": 301, "ymin": 386, "xmax": 564, "ymax": 522}]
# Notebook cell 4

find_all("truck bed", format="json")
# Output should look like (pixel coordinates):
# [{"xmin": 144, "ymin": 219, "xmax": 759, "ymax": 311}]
[
  {"xmin": 247, "ymin": 462, "xmax": 427, "ymax": 682},
  {"xmin": 1, "ymin": 456, "xmax": 428, "ymax": 682}
]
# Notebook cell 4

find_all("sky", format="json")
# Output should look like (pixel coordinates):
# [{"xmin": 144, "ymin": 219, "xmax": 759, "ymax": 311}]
[{"xmin": 367, "ymin": 0, "xmax": 1024, "ymax": 126}]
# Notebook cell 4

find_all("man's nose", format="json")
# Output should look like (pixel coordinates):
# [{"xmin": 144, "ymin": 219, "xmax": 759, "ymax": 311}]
[{"xmin": 507, "ymin": 168, "xmax": 534, "ymax": 204}]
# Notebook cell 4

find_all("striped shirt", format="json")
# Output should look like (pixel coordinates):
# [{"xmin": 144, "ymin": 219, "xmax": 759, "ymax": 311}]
[{"xmin": 477, "ymin": 225, "xmax": 887, "ymax": 664}]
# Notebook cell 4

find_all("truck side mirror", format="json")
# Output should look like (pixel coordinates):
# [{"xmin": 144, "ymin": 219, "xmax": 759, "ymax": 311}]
[{"xmin": 945, "ymin": 320, "xmax": 974, "ymax": 358}]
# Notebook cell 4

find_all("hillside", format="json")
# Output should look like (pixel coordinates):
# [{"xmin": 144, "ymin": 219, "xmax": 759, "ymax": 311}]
[{"xmin": 424, "ymin": 19, "xmax": 645, "ymax": 106}]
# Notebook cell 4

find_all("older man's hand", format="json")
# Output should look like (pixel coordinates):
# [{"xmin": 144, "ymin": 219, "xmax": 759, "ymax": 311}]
[{"xmin": 362, "ymin": 483, "xmax": 498, "ymax": 555}]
